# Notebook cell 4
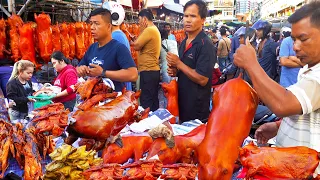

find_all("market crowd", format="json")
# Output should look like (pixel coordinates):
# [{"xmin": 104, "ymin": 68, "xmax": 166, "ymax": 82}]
[{"xmin": 0, "ymin": 0, "xmax": 320, "ymax": 174}]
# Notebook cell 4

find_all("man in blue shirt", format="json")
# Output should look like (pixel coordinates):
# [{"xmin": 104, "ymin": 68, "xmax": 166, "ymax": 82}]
[
  {"xmin": 164, "ymin": 23, "xmax": 176, "ymax": 41},
  {"xmin": 103, "ymin": 1, "xmax": 132, "ymax": 90},
  {"xmin": 252, "ymin": 20, "xmax": 279, "ymax": 82},
  {"xmin": 279, "ymin": 36, "xmax": 304, "ymax": 88},
  {"xmin": 77, "ymin": 8, "xmax": 138, "ymax": 92}
]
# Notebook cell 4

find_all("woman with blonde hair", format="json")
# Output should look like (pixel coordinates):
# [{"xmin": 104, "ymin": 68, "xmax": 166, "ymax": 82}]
[{"xmin": 6, "ymin": 60, "xmax": 36, "ymax": 120}]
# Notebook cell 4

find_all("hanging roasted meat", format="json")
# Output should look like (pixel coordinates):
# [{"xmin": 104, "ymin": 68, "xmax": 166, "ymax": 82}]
[
  {"xmin": 102, "ymin": 135, "xmax": 153, "ymax": 164},
  {"xmin": 147, "ymin": 124, "xmax": 206, "ymax": 165},
  {"xmin": 51, "ymin": 24, "xmax": 61, "ymax": 52},
  {"xmin": 238, "ymin": 142, "xmax": 320, "ymax": 180},
  {"xmin": 87, "ymin": 23, "xmax": 94, "ymax": 46},
  {"xmin": 83, "ymin": 22, "xmax": 89, "ymax": 50},
  {"xmin": 0, "ymin": 120, "xmax": 13, "ymax": 178},
  {"xmin": 162, "ymin": 79, "xmax": 179, "ymax": 124},
  {"xmin": 196, "ymin": 76, "xmax": 259, "ymax": 180},
  {"xmin": 68, "ymin": 23, "xmax": 76, "ymax": 60},
  {"xmin": 75, "ymin": 22, "xmax": 86, "ymax": 60},
  {"xmin": 0, "ymin": 18, "xmax": 7, "ymax": 59},
  {"xmin": 19, "ymin": 22, "xmax": 38, "ymax": 67},
  {"xmin": 7, "ymin": 14, "xmax": 23, "ymax": 62},
  {"xmin": 59, "ymin": 23, "xmax": 70, "ymax": 59},
  {"xmin": 34, "ymin": 13, "xmax": 53, "ymax": 62}
]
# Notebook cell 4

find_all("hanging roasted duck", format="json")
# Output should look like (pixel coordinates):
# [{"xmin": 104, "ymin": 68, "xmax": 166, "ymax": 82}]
[
  {"xmin": 238, "ymin": 142, "xmax": 320, "ymax": 180},
  {"xmin": 19, "ymin": 22, "xmax": 39, "ymax": 67},
  {"xmin": 162, "ymin": 79, "xmax": 179, "ymax": 124},
  {"xmin": 51, "ymin": 24, "xmax": 61, "ymax": 52},
  {"xmin": 34, "ymin": 13, "xmax": 53, "ymax": 62},
  {"xmin": 102, "ymin": 135, "xmax": 153, "ymax": 164},
  {"xmin": 65, "ymin": 89, "xmax": 141, "ymax": 151},
  {"xmin": 75, "ymin": 22, "xmax": 86, "ymax": 60},
  {"xmin": 68, "ymin": 23, "xmax": 76, "ymax": 60},
  {"xmin": 7, "ymin": 14, "xmax": 23, "ymax": 62},
  {"xmin": 147, "ymin": 124, "xmax": 206, "ymax": 165},
  {"xmin": 0, "ymin": 18, "xmax": 7, "ymax": 59},
  {"xmin": 59, "ymin": 23, "xmax": 70, "ymax": 59},
  {"xmin": 196, "ymin": 75, "xmax": 259, "ymax": 180}
]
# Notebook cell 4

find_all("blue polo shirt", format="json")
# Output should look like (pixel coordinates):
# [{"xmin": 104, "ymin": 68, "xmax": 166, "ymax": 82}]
[
  {"xmin": 177, "ymin": 31, "xmax": 217, "ymax": 123},
  {"xmin": 279, "ymin": 37, "xmax": 300, "ymax": 88},
  {"xmin": 78, "ymin": 40, "xmax": 136, "ymax": 92}
]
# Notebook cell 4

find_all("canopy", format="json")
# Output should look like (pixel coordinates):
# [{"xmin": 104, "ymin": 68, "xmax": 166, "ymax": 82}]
[{"xmin": 163, "ymin": 0, "xmax": 183, "ymax": 14}]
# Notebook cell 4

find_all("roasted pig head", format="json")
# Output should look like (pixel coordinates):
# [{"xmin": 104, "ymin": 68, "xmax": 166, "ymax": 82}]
[
  {"xmin": 196, "ymin": 76, "xmax": 259, "ymax": 180},
  {"xmin": 238, "ymin": 142, "xmax": 320, "ymax": 180}
]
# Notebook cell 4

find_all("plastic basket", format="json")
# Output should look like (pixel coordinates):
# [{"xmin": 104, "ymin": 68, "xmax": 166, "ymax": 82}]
[{"xmin": 34, "ymin": 100, "xmax": 52, "ymax": 109}]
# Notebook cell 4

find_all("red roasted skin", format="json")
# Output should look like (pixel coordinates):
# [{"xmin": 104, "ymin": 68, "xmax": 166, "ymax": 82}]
[
  {"xmin": 102, "ymin": 136, "xmax": 153, "ymax": 164},
  {"xmin": 34, "ymin": 13, "xmax": 53, "ymax": 62},
  {"xmin": 51, "ymin": 24, "xmax": 61, "ymax": 52},
  {"xmin": 196, "ymin": 76, "xmax": 259, "ymax": 180},
  {"xmin": 75, "ymin": 22, "xmax": 86, "ymax": 60},
  {"xmin": 162, "ymin": 79, "xmax": 179, "ymax": 124},
  {"xmin": 0, "ymin": 19, "xmax": 6, "ymax": 59},
  {"xmin": 59, "ymin": 23, "xmax": 70, "ymax": 59},
  {"xmin": 238, "ymin": 142, "xmax": 320, "ymax": 180},
  {"xmin": 147, "ymin": 124, "xmax": 206, "ymax": 164},
  {"xmin": 68, "ymin": 23, "xmax": 76, "ymax": 59},
  {"xmin": 7, "ymin": 15, "xmax": 23, "ymax": 62},
  {"xmin": 67, "ymin": 90, "xmax": 140, "ymax": 141},
  {"xmin": 84, "ymin": 22, "xmax": 89, "ymax": 50},
  {"xmin": 19, "ymin": 23, "xmax": 38, "ymax": 67}
]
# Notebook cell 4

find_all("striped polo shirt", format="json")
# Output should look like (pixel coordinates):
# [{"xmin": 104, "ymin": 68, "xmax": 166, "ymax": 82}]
[{"xmin": 276, "ymin": 63, "xmax": 320, "ymax": 174}]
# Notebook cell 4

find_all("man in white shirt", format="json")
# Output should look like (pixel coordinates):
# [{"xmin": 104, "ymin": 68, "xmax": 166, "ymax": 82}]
[{"xmin": 234, "ymin": 1, "xmax": 320, "ymax": 173}]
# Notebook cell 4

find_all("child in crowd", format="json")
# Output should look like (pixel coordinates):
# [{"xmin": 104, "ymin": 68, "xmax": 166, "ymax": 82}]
[{"xmin": 6, "ymin": 60, "xmax": 36, "ymax": 120}]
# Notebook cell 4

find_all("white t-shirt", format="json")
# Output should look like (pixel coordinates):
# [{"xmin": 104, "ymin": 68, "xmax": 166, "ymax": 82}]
[{"xmin": 276, "ymin": 62, "xmax": 320, "ymax": 173}]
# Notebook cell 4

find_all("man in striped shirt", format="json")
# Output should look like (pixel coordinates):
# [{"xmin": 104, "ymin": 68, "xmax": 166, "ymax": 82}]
[{"xmin": 234, "ymin": 1, "xmax": 320, "ymax": 173}]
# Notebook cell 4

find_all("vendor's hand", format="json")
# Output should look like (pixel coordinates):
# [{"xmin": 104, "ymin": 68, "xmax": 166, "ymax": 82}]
[
  {"xmin": 167, "ymin": 66, "xmax": 178, "ymax": 77},
  {"xmin": 254, "ymin": 122, "xmax": 279, "ymax": 144},
  {"xmin": 167, "ymin": 52, "xmax": 181, "ymax": 68},
  {"xmin": 233, "ymin": 38, "xmax": 258, "ymax": 70},
  {"xmin": 28, "ymin": 98, "xmax": 36, "ymax": 102},
  {"xmin": 88, "ymin": 64, "xmax": 103, "ymax": 77},
  {"xmin": 77, "ymin": 65, "xmax": 90, "ymax": 77},
  {"xmin": 8, "ymin": 101, "xmax": 15, "ymax": 108}
]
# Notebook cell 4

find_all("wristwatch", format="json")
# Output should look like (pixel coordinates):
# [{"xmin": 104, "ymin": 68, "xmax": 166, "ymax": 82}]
[{"xmin": 101, "ymin": 70, "xmax": 107, "ymax": 78}]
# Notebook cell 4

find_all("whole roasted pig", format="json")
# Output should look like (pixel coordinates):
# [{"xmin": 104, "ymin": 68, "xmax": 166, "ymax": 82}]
[
  {"xmin": 19, "ymin": 22, "xmax": 38, "ymax": 67},
  {"xmin": 196, "ymin": 76, "xmax": 259, "ymax": 180},
  {"xmin": 66, "ymin": 90, "xmax": 141, "ymax": 149},
  {"xmin": 68, "ymin": 23, "xmax": 76, "ymax": 59},
  {"xmin": 162, "ymin": 79, "xmax": 179, "ymax": 124},
  {"xmin": 0, "ymin": 18, "xmax": 7, "ymax": 59},
  {"xmin": 34, "ymin": 13, "xmax": 53, "ymax": 62},
  {"xmin": 102, "ymin": 135, "xmax": 153, "ymax": 164},
  {"xmin": 75, "ymin": 22, "xmax": 86, "ymax": 60},
  {"xmin": 7, "ymin": 15, "xmax": 23, "ymax": 62},
  {"xmin": 238, "ymin": 142, "xmax": 320, "ymax": 180},
  {"xmin": 51, "ymin": 24, "xmax": 61, "ymax": 52},
  {"xmin": 147, "ymin": 124, "xmax": 206, "ymax": 164},
  {"xmin": 59, "ymin": 23, "xmax": 70, "ymax": 59}
]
